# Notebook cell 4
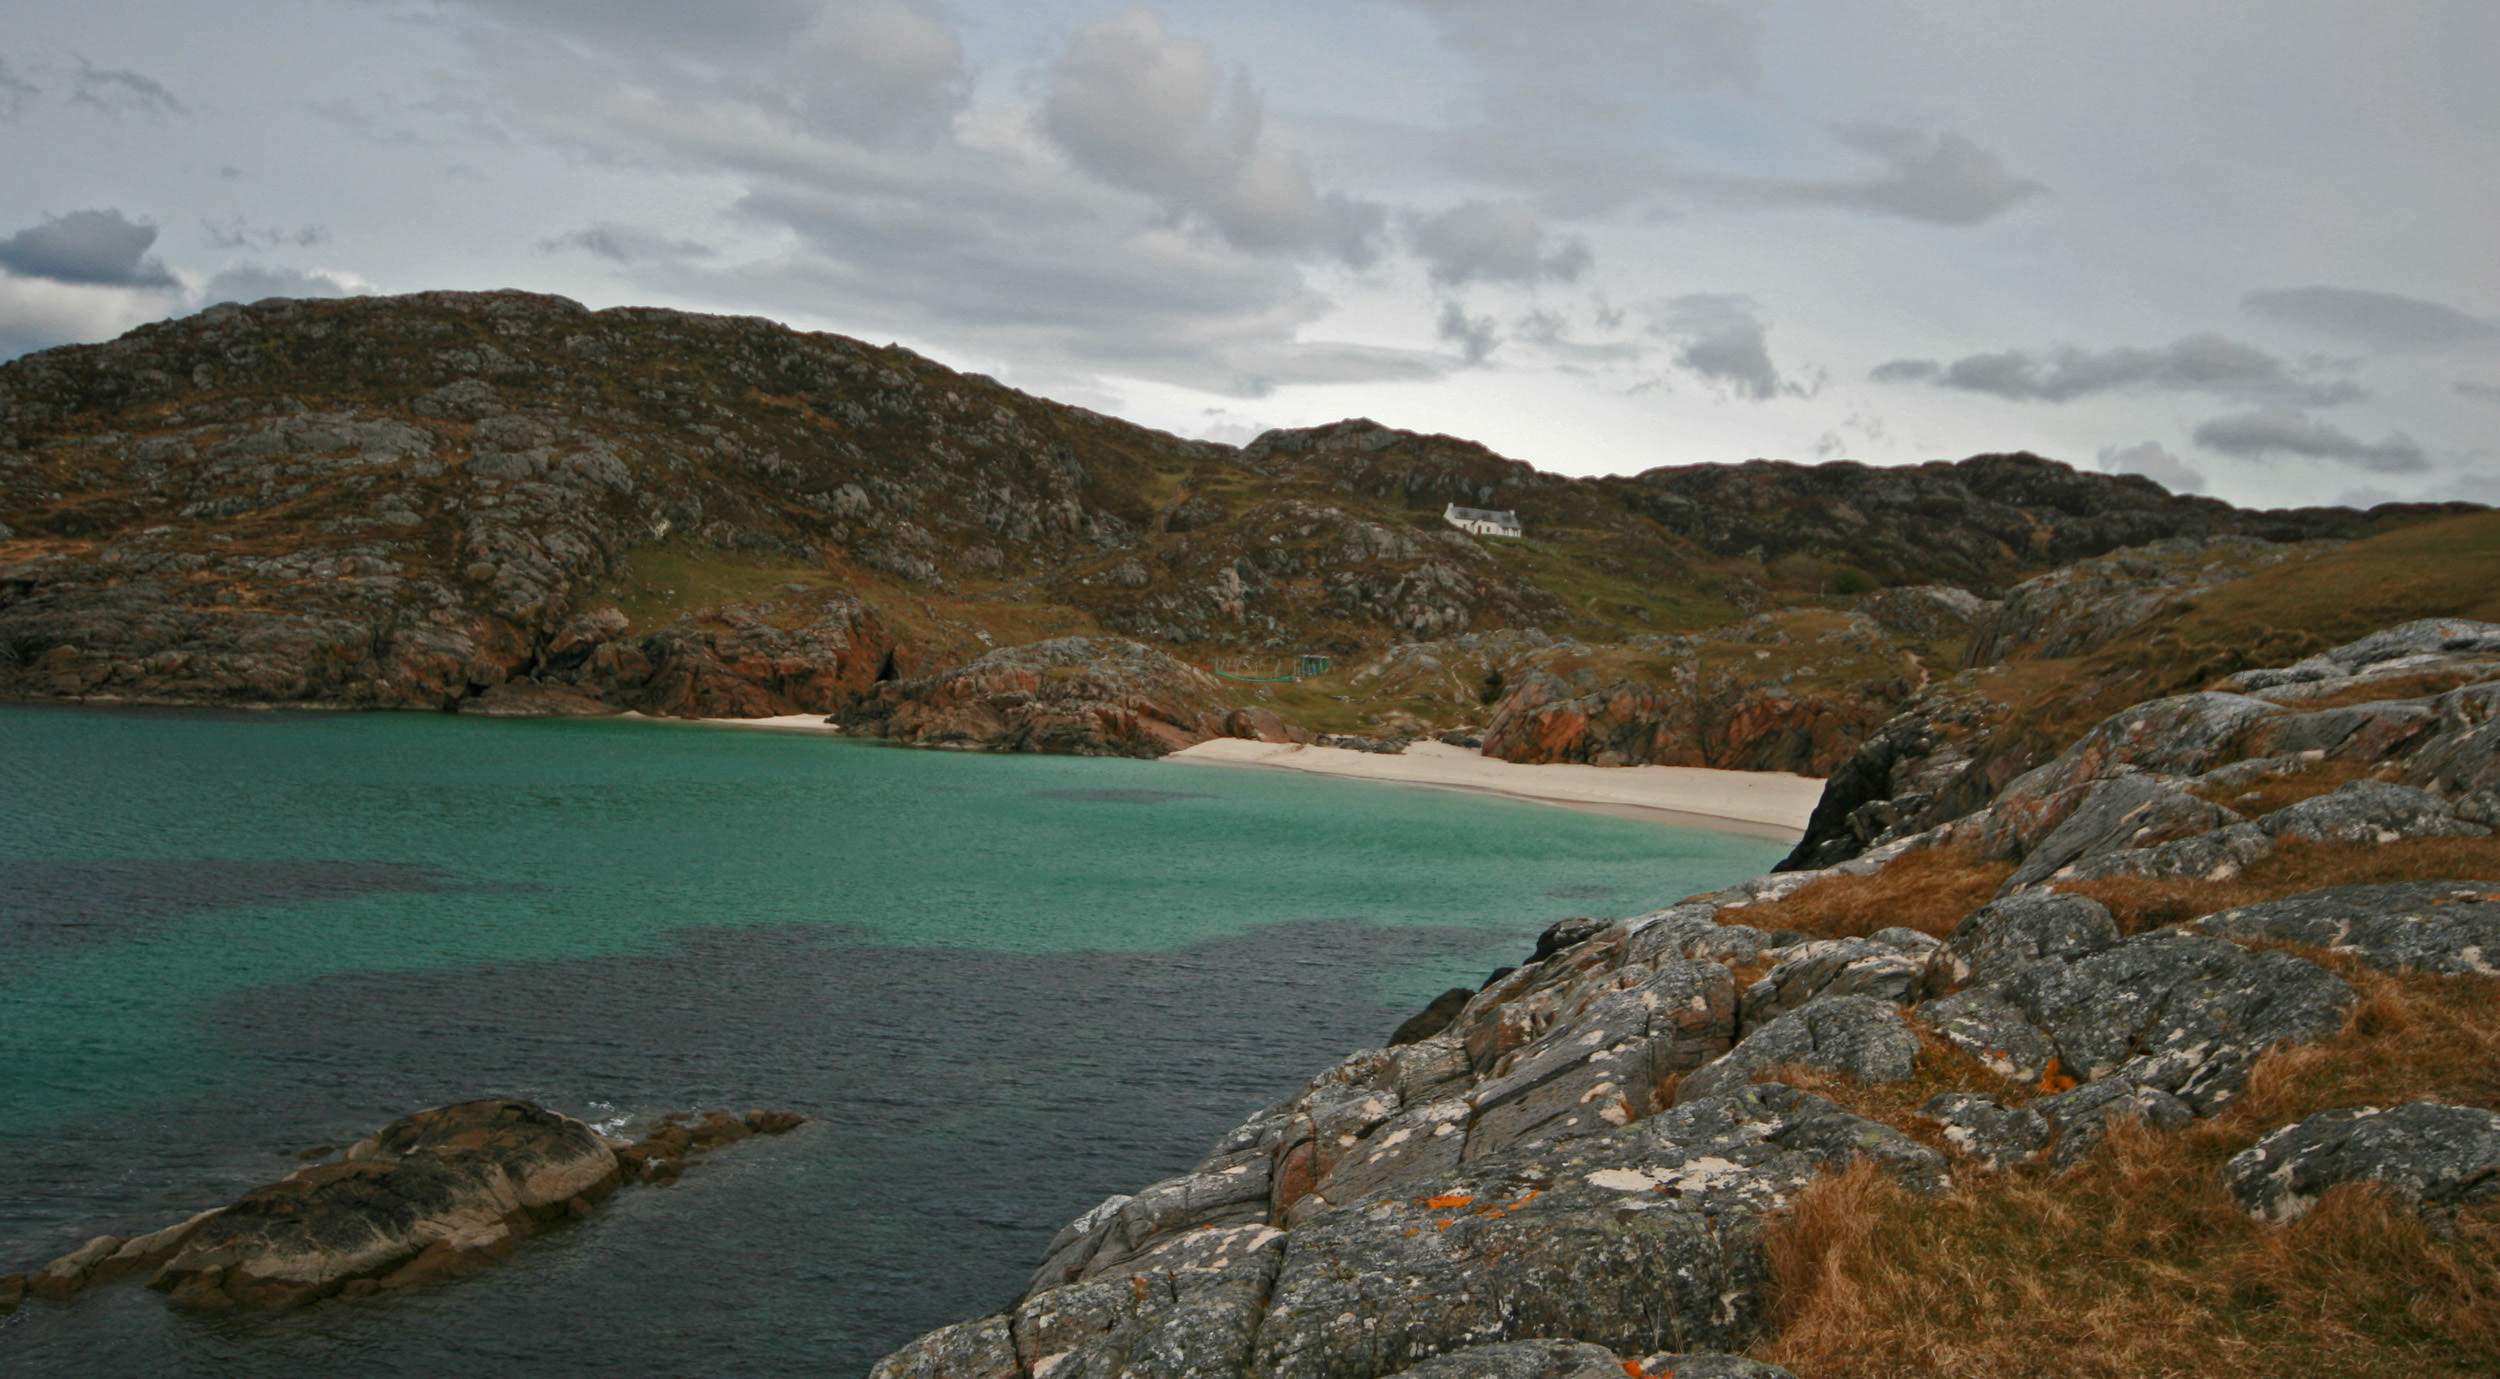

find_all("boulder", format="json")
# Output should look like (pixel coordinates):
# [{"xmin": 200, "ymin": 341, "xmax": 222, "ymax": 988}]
[
  {"xmin": 1675, "ymin": 994, "xmax": 1918, "ymax": 1105},
  {"xmin": 1389, "ymin": 988, "xmax": 1479, "ymax": 1046},
  {"xmin": 1927, "ymin": 891, "xmax": 2121, "ymax": 993},
  {"xmin": 1737, "ymin": 937, "xmax": 1928, "ymax": 1031},
  {"xmin": 2032, "ymin": 1079, "xmax": 2195, "ymax": 1171},
  {"xmin": 2194, "ymin": 880, "xmax": 2500, "ymax": 977},
  {"xmin": 838, "ymin": 637, "xmax": 1230, "ymax": 758},
  {"xmin": 2224, "ymin": 1102, "xmax": 2500, "ymax": 1224},
  {"xmin": 1917, "ymin": 1093, "xmax": 2049, "ymax": 1170}
]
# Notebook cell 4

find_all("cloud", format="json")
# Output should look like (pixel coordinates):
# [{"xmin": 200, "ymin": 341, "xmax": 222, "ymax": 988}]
[
  {"xmin": 452, "ymin": 0, "xmax": 966, "ymax": 147},
  {"xmin": 0, "ymin": 273, "xmax": 172, "ymax": 361},
  {"xmin": 70, "ymin": 58, "xmax": 185, "ymax": 119},
  {"xmin": 1437, "ymin": 300, "xmax": 1499, "ymax": 364},
  {"xmin": 1691, "ymin": 122, "xmax": 2046, "ymax": 226},
  {"xmin": 1042, "ymin": 9, "xmax": 1380, "ymax": 261},
  {"xmin": 1408, "ymin": 200, "xmax": 1591, "ymax": 286},
  {"xmin": 2094, "ymin": 440, "xmax": 2206, "ymax": 494},
  {"xmin": 0, "ymin": 56, "xmax": 39, "ymax": 118},
  {"xmin": 202, "ymin": 218, "xmax": 330, "ymax": 251},
  {"xmin": 541, "ymin": 224, "xmax": 717, "ymax": 261},
  {"xmin": 1870, "ymin": 333, "xmax": 2366, "ymax": 405},
  {"xmin": 1647, "ymin": 293, "xmax": 1778, "ymax": 399},
  {"xmin": 2192, "ymin": 409, "xmax": 2427, "ymax": 474},
  {"xmin": 0, "ymin": 210, "xmax": 178, "ymax": 288},
  {"xmin": 1397, "ymin": 0, "xmax": 1766, "ymax": 117},
  {"xmin": 199, "ymin": 264, "xmax": 374, "ymax": 306},
  {"xmin": 2457, "ymin": 381, "xmax": 2500, "ymax": 405},
  {"xmin": 2243, "ymin": 286, "xmax": 2497, "ymax": 353}
]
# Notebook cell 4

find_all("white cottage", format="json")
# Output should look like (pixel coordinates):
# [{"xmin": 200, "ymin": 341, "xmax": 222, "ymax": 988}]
[{"xmin": 1442, "ymin": 503, "xmax": 1523, "ymax": 538}]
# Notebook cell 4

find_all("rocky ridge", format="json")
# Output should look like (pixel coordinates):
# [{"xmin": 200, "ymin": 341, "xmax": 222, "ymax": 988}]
[{"xmin": 1, "ymin": 290, "xmax": 2461, "ymax": 750}]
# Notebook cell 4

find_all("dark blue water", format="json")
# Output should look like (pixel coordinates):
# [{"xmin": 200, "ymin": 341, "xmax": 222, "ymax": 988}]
[{"xmin": 0, "ymin": 705, "xmax": 1785, "ymax": 1375}]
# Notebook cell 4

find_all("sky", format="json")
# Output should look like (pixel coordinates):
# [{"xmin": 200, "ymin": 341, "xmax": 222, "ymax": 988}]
[{"xmin": 3, "ymin": 1, "xmax": 2496, "ymax": 508}]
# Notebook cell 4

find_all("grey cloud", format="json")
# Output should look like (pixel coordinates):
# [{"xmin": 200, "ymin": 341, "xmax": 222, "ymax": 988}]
[
  {"xmin": 2243, "ymin": 285, "xmax": 2498, "ymax": 353},
  {"xmin": 1408, "ymin": 201, "xmax": 1590, "ymax": 287},
  {"xmin": 0, "ymin": 56, "xmax": 39, "ymax": 118},
  {"xmin": 0, "ymin": 211, "xmax": 178, "ymax": 288},
  {"xmin": 199, "ymin": 264, "xmax": 368, "ymax": 306},
  {"xmin": 1647, "ymin": 293, "xmax": 1778, "ymax": 399},
  {"xmin": 541, "ymin": 224, "xmax": 717, "ymax": 261},
  {"xmin": 2192, "ymin": 409, "xmax": 2427, "ymax": 474},
  {"xmin": 70, "ymin": 58, "xmax": 185, "ymax": 118},
  {"xmin": 2457, "ymin": 381, "xmax": 2500, "ymax": 405},
  {"xmin": 2094, "ymin": 440, "xmax": 2206, "ymax": 494},
  {"xmin": 1399, "ymin": 0, "xmax": 1765, "ymax": 115},
  {"xmin": 1871, "ymin": 333, "xmax": 2365, "ymax": 405},
  {"xmin": 1691, "ymin": 122, "xmax": 2044, "ymax": 226},
  {"xmin": 1437, "ymin": 301, "xmax": 1499, "ymax": 364},
  {"xmin": 202, "ymin": 218, "xmax": 330, "ymax": 251},
  {"xmin": 452, "ymin": 0, "xmax": 966, "ymax": 147},
  {"xmin": 1042, "ymin": 9, "xmax": 1380, "ymax": 261}
]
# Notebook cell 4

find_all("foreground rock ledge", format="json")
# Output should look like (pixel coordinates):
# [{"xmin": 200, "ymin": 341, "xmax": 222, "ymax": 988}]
[{"xmin": 3, "ymin": 1097, "xmax": 804, "ymax": 1313}]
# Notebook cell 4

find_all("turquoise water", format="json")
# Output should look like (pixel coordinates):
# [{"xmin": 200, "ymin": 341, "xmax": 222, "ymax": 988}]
[{"xmin": 0, "ymin": 704, "xmax": 1785, "ymax": 1375}]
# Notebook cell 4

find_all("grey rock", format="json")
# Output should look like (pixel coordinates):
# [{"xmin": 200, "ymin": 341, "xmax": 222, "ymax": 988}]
[
  {"xmin": 1915, "ymin": 989, "xmax": 2062, "ymax": 1083},
  {"xmin": 2004, "ymin": 774, "xmax": 2242, "ymax": 889},
  {"xmin": 1466, "ymin": 959, "xmax": 1737, "ymax": 1160},
  {"xmin": 1676, "ymin": 994, "xmax": 1918, "ymax": 1105},
  {"xmin": 1929, "ymin": 891, "xmax": 2120, "ymax": 992},
  {"xmin": 868, "ymin": 1316, "xmax": 1021, "ymax": 1379},
  {"xmin": 1917, "ymin": 1093, "xmax": 2049, "ymax": 1170},
  {"xmin": 1246, "ymin": 1084, "xmax": 1941, "ymax": 1379},
  {"xmin": 2225, "ymin": 1102, "xmax": 2500, "ymax": 1224},
  {"xmin": 2194, "ymin": 880, "xmax": 2500, "ymax": 978},
  {"xmin": 1738, "ymin": 939, "xmax": 1925, "ymax": 1031},
  {"xmin": 1381, "ymin": 1340, "xmax": 1797, "ymax": 1379},
  {"xmin": 1028, "ymin": 1151, "xmax": 1275, "ymax": 1292},
  {"xmin": 1987, "ymin": 930, "xmax": 2353, "ymax": 1114},
  {"xmin": 2034, "ymin": 1079, "xmax": 2195, "ymax": 1170},
  {"xmin": 2255, "ymin": 778, "xmax": 2486, "ymax": 845},
  {"xmin": 1015, "ymin": 1223, "xmax": 1285, "ymax": 1379},
  {"xmin": 2049, "ymin": 821, "xmax": 2277, "ymax": 886}
]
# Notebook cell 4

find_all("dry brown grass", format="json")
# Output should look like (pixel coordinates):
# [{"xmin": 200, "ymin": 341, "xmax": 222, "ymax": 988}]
[
  {"xmin": 1728, "ymin": 848, "xmax": 2017, "ymax": 941},
  {"xmin": 2186, "ymin": 758, "xmax": 2378, "ymax": 818},
  {"xmin": 2055, "ymin": 835, "xmax": 2500, "ymax": 934},
  {"xmin": 1752, "ymin": 958, "xmax": 2500, "ymax": 1378}
]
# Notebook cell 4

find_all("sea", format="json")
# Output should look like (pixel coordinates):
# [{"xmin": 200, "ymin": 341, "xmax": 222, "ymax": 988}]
[{"xmin": 0, "ymin": 703, "xmax": 1787, "ymax": 1376}]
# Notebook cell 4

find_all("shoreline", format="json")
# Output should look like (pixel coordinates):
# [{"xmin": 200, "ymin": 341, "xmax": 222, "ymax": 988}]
[
  {"xmin": 1163, "ymin": 738, "xmax": 1820, "ymax": 841},
  {"xmin": 659, "ymin": 713, "xmax": 1820, "ymax": 840}
]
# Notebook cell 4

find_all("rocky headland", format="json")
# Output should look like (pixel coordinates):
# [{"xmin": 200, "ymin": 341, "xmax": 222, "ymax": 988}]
[{"xmin": 868, "ymin": 619, "xmax": 2500, "ymax": 1379}]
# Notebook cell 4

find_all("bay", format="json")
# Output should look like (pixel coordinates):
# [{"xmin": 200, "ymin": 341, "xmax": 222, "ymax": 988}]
[{"xmin": 0, "ymin": 704, "xmax": 1784, "ymax": 1376}]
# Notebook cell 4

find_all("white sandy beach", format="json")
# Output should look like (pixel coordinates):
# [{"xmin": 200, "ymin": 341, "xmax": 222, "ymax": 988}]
[{"xmin": 1164, "ymin": 738, "xmax": 1823, "ymax": 840}]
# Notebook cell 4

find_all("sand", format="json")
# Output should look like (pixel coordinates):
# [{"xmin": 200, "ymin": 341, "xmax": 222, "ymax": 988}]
[{"xmin": 1163, "ymin": 738, "xmax": 1823, "ymax": 840}]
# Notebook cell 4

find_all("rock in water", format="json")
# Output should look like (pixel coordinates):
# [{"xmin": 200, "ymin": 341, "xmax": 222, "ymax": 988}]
[{"xmin": 150, "ymin": 1098, "xmax": 621, "ymax": 1310}]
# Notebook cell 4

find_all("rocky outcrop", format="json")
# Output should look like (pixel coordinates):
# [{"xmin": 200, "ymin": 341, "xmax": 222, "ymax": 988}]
[
  {"xmin": 6, "ymin": 1098, "xmax": 804, "ymax": 1314},
  {"xmin": 837, "ymin": 637, "xmax": 1231, "ymax": 757},
  {"xmin": 2194, "ymin": 881, "xmax": 2500, "ymax": 977},
  {"xmin": 2225, "ymin": 1103, "xmax": 2500, "ymax": 1224},
  {"xmin": 1961, "ymin": 536, "xmax": 2296, "ymax": 666}
]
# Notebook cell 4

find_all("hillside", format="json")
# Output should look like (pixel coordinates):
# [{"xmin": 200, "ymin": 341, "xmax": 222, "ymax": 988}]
[{"xmin": 0, "ymin": 290, "xmax": 2468, "ymax": 755}]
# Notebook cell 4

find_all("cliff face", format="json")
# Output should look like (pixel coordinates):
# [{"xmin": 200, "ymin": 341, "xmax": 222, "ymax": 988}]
[{"xmin": 1, "ymin": 290, "xmax": 2457, "ymax": 730}]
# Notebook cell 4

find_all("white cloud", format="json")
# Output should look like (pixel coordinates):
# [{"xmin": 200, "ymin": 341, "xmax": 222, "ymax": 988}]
[
  {"xmin": 1407, "ymin": 200, "xmax": 1590, "ymax": 286},
  {"xmin": 2243, "ymin": 285, "xmax": 2496, "ymax": 353},
  {"xmin": 1872, "ymin": 334, "xmax": 2365, "ymax": 406},
  {"xmin": 1647, "ymin": 293, "xmax": 1779, "ymax": 399},
  {"xmin": 2094, "ymin": 439, "xmax": 2206, "ymax": 494},
  {"xmin": 0, "ymin": 271, "xmax": 177, "ymax": 360},
  {"xmin": 198, "ymin": 263, "xmax": 374, "ymax": 306},
  {"xmin": 0, "ymin": 209, "xmax": 177, "ymax": 288}
]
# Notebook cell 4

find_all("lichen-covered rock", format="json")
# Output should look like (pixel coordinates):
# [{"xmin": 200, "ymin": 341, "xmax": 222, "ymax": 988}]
[
  {"xmin": 1246, "ymin": 1084, "xmax": 1942, "ymax": 1379},
  {"xmin": 1382, "ymin": 1340, "xmax": 1795, "ymax": 1379},
  {"xmin": 1675, "ymin": 994, "xmax": 1918, "ymax": 1105},
  {"xmin": 1015, "ymin": 1223, "xmax": 1286, "ymax": 1379},
  {"xmin": 2225, "ymin": 1102, "xmax": 2500, "ymax": 1224},
  {"xmin": 2032, "ymin": 1079, "xmax": 2195, "ymax": 1170},
  {"xmin": 868, "ymin": 1315, "xmax": 1023, "ymax": 1379},
  {"xmin": 1737, "ymin": 937, "xmax": 1927, "ymax": 1031},
  {"xmin": 838, "ymin": 637, "xmax": 1230, "ymax": 757},
  {"xmin": 1928, "ymin": 891, "xmax": 2121, "ymax": 993},
  {"xmin": 1463, "ymin": 959, "xmax": 1738, "ymax": 1160},
  {"xmin": 2255, "ymin": 779, "xmax": 2484, "ymax": 845},
  {"xmin": 1917, "ymin": 1093, "xmax": 2050, "ymax": 1170},
  {"xmin": 2000, "ymin": 774, "xmax": 2244, "ymax": 889},
  {"xmin": 149, "ymin": 1098, "xmax": 621, "ymax": 1311},
  {"xmin": 2194, "ymin": 880, "xmax": 2500, "ymax": 977},
  {"xmin": 1919, "ymin": 931, "xmax": 2352, "ymax": 1115}
]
